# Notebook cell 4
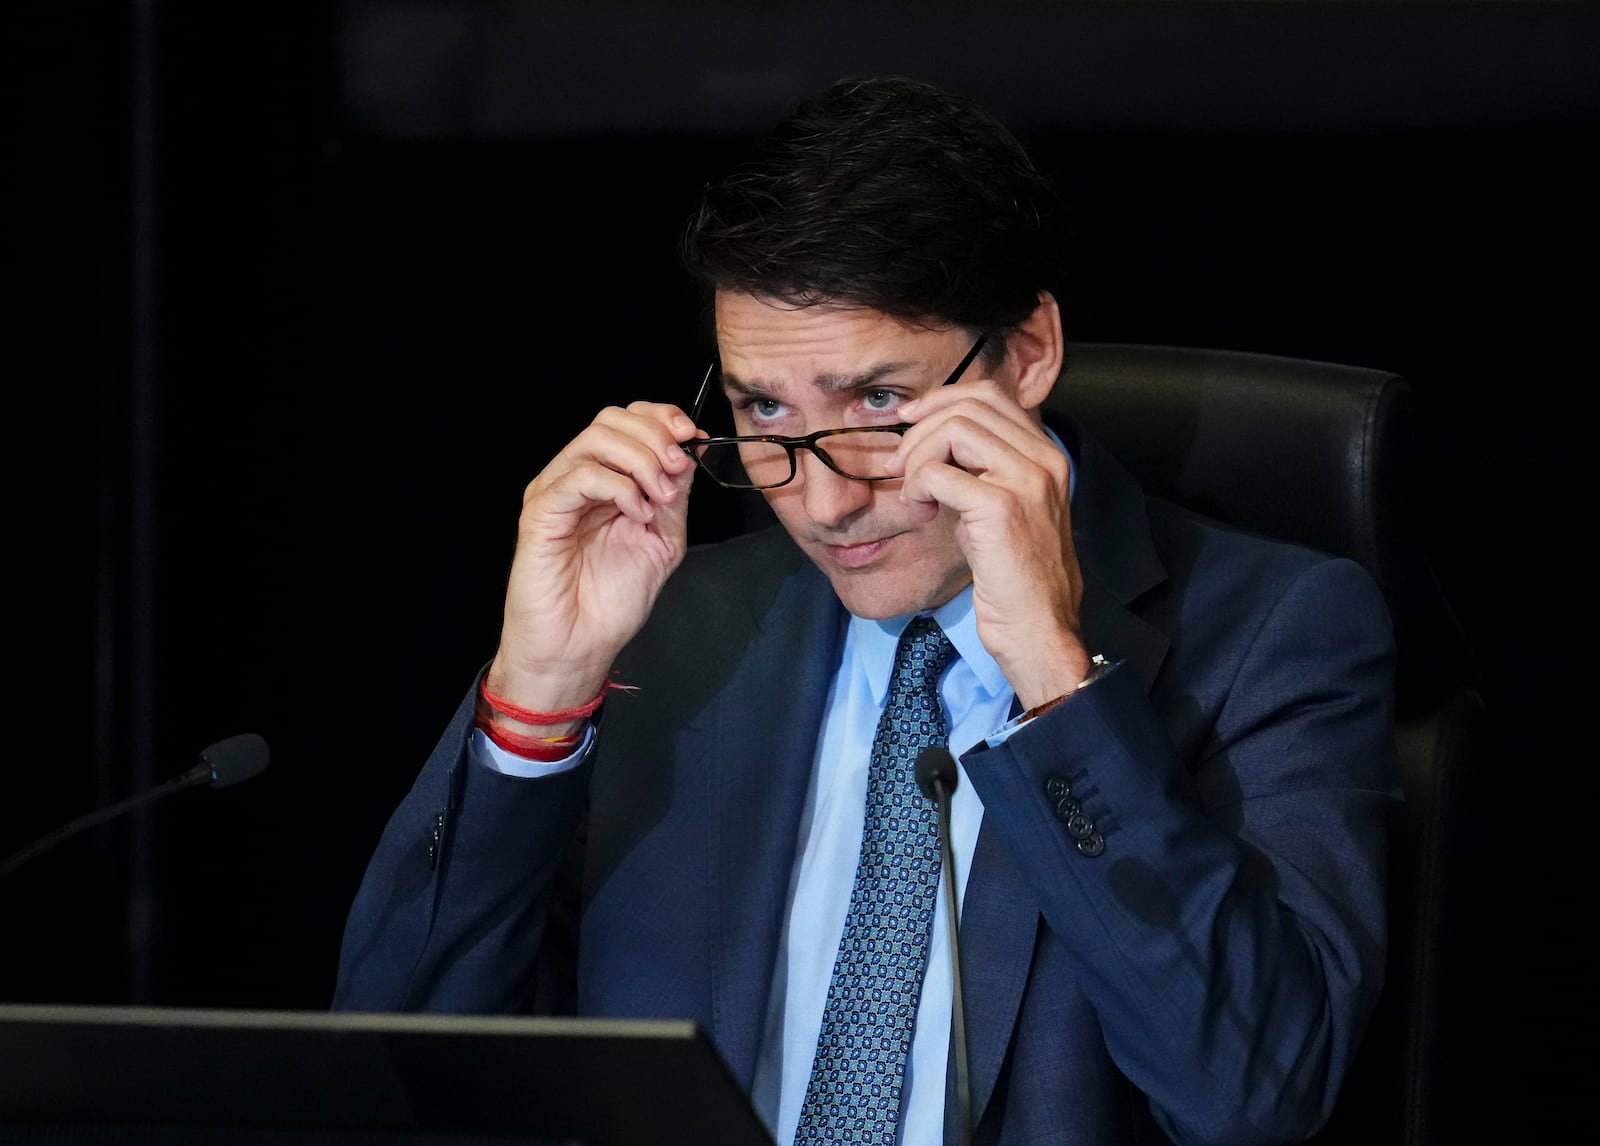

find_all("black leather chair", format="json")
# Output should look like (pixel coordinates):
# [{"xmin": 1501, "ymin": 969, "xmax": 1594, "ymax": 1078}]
[{"xmin": 1059, "ymin": 343, "xmax": 1488, "ymax": 1146}]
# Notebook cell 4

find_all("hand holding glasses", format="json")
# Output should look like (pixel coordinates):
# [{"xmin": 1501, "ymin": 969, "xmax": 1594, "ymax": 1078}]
[{"xmin": 679, "ymin": 334, "xmax": 989, "ymax": 490}]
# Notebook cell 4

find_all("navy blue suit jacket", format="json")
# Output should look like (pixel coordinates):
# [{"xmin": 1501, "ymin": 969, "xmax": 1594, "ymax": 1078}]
[{"xmin": 334, "ymin": 417, "xmax": 1400, "ymax": 1145}]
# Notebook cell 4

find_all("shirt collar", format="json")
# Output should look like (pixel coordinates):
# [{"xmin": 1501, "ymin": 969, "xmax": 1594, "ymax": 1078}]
[{"xmin": 852, "ymin": 585, "xmax": 1011, "ymax": 705}]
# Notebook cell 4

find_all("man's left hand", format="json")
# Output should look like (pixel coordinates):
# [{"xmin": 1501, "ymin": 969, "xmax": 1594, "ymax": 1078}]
[{"xmin": 888, "ymin": 380, "xmax": 1093, "ymax": 708}]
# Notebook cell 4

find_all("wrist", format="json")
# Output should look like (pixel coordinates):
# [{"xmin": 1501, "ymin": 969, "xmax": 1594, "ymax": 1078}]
[
  {"xmin": 484, "ymin": 656, "xmax": 611, "ymax": 731},
  {"xmin": 473, "ymin": 672, "xmax": 612, "ymax": 759},
  {"xmin": 1014, "ymin": 654, "xmax": 1114, "ymax": 722},
  {"xmin": 1000, "ymin": 633, "xmax": 1094, "ymax": 711},
  {"xmin": 480, "ymin": 671, "xmax": 608, "ymax": 731}
]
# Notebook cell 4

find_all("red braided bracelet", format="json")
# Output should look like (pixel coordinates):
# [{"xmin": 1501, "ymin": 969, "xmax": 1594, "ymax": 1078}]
[
  {"xmin": 478, "ymin": 676, "xmax": 612, "ymax": 726},
  {"xmin": 477, "ymin": 718, "xmax": 585, "ymax": 762}
]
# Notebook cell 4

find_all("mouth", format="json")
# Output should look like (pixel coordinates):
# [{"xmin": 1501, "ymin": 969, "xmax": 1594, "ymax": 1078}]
[{"xmin": 823, "ymin": 535, "xmax": 894, "ymax": 569}]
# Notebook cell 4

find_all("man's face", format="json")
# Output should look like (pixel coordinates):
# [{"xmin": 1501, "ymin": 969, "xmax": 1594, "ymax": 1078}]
[{"xmin": 713, "ymin": 291, "xmax": 1013, "ymax": 620}]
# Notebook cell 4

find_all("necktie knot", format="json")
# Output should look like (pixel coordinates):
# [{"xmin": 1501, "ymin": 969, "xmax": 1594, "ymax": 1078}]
[{"xmin": 889, "ymin": 616, "xmax": 957, "ymax": 707}]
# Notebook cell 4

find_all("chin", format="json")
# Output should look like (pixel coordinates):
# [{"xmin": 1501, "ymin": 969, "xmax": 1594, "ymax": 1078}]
[{"xmin": 823, "ymin": 567, "xmax": 965, "ymax": 621}]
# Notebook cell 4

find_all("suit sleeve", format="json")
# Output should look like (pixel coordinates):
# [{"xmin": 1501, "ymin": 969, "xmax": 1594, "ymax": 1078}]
[
  {"xmin": 331, "ymin": 679, "xmax": 591, "ymax": 1013},
  {"xmin": 964, "ymin": 556, "xmax": 1400, "ymax": 1146}
]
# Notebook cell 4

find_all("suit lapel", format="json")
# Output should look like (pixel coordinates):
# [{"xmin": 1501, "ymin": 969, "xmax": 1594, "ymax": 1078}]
[
  {"xmin": 696, "ymin": 555, "xmax": 846, "ymax": 1087},
  {"xmin": 951, "ymin": 816, "xmax": 1040, "ymax": 1132},
  {"xmin": 958, "ymin": 416, "xmax": 1171, "ymax": 1132}
]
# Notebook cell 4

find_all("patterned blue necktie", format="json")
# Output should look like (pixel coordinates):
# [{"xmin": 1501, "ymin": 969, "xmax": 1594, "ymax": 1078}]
[{"xmin": 795, "ymin": 616, "xmax": 957, "ymax": 1144}]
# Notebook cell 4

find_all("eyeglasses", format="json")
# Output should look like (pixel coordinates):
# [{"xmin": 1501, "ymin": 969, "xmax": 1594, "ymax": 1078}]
[{"xmin": 679, "ymin": 333, "xmax": 988, "ymax": 490}]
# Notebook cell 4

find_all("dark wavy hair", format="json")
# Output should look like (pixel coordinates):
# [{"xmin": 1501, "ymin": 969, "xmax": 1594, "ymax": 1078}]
[{"xmin": 679, "ymin": 75, "xmax": 1069, "ymax": 348}]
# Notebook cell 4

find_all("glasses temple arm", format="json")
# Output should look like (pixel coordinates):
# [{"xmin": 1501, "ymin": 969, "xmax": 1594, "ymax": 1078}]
[
  {"xmin": 944, "ymin": 332, "xmax": 989, "ymax": 386},
  {"xmin": 688, "ymin": 360, "xmax": 718, "ymax": 424}
]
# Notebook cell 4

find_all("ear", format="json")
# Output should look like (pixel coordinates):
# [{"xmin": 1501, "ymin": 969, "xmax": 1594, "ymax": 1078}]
[{"xmin": 1005, "ymin": 291, "xmax": 1065, "ymax": 412}]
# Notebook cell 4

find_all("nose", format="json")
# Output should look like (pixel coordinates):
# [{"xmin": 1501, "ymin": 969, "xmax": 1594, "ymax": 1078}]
[{"xmin": 795, "ymin": 446, "xmax": 874, "ymax": 532}]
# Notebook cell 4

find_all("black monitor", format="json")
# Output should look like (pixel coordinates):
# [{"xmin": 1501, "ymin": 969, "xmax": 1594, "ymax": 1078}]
[{"xmin": 0, "ymin": 1004, "xmax": 775, "ymax": 1146}]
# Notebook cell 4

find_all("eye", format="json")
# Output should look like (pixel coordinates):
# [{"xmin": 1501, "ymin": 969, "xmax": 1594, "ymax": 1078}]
[
  {"xmin": 862, "ymin": 388, "xmax": 901, "ymax": 413},
  {"xmin": 732, "ymin": 394, "xmax": 787, "ymax": 425}
]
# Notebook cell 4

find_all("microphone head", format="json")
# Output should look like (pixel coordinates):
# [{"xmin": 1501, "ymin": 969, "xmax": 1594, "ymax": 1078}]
[
  {"xmin": 199, "ymin": 733, "xmax": 271, "ymax": 788},
  {"xmin": 914, "ymin": 745, "xmax": 958, "ymax": 800}
]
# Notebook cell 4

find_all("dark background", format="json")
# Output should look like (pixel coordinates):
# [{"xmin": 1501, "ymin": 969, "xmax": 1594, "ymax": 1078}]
[{"xmin": 9, "ymin": 1, "xmax": 1595, "ymax": 1138}]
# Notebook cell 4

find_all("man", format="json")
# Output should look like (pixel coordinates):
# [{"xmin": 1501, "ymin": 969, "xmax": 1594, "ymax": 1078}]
[{"xmin": 335, "ymin": 76, "xmax": 1399, "ymax": 1146}]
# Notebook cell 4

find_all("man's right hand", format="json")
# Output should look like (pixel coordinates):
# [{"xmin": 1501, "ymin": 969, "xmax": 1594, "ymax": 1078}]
[{"xmin": 483, "ymin": 401, "xmax": 701, "ymax": 736}]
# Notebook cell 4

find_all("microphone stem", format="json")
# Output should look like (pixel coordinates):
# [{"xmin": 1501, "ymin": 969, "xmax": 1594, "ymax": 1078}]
[
  {"xmin": 937, "ymin": 778, "xmax": 972, "ymax": 1146},
  {"xmin": 0, "ymin": 771, "xmax": 198, "ymax": 880}
]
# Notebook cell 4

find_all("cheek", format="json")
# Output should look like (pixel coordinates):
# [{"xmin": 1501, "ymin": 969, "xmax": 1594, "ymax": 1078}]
[{"xmin": 762, "ymin": 486, "xmax": 801, "ymax": 524}]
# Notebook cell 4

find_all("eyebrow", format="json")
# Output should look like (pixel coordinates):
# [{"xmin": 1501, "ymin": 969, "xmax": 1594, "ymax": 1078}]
[{"xmin": 720, "ymin": 361, "xmax": 924, "ymax": 398}]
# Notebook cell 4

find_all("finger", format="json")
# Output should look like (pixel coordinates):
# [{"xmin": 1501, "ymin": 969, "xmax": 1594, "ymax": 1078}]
[
  {"xmin": 648, "ymin": 463, "xmax": 696, "ymax": 539},
  {"xmin": 908, "ymin": 454, "xmax": 1072, "ymax": 555},
  {"xmin": 594, "ymin": 403, "xmax": 702, "ymax": 477},
  {"xmin": 895, "ymin": 411, "xmax": 1059, "ymax": 498},
  {"xmin": 614, "ymin": 399, "xmax": 700, "ymax": 441},
  {"xmin": 896, "ymin": 403, "xmax": 1043, "ymax": 470},
  {"xmin": 896, "ymin": 419, "xmax": 1018, "ymax": 504},
  {"xmin": 564, "ymin": 417, "xmax": 692, "ymax": 505},
  {"xmin": 905, "ymin": 456, "xmax": 1004, "ymax": 518},
  {"xmin": 888, "ymin": 394, "xmax": 1051, "ymax": 478},
  {"xmin": 531, "ymin": 455, "xmax": 662, "ymax": 527},
  {"xmin": 899, "ymin": 378, "xmax": 1035, "ymax": 434},
  {"xmin": 636, "ymin": 399, "xmax": 704, "ymax": 445}
]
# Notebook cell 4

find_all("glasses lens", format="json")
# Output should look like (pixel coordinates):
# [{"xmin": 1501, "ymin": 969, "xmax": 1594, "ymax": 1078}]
[
  {"xmin": 692, "ymin": 440, "xmax": 794, "ymax": 489},
  {"xmin": 815, "ymin": 430, "xmax": 903, "ymax": 479}
]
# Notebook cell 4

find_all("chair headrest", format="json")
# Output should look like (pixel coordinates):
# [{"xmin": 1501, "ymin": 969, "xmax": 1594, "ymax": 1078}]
[{"xmin": 1057, "ymin": 343, "xmax": 1478, "ymax": 709}]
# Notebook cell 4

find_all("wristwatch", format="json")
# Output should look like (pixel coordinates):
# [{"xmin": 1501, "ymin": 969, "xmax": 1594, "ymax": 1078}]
[
  {"xmin": 1019, "ymin": 654, "xmax": 1115, "ymax": 723},
  {"xmin": 1077, "ymin": 653, "xmax": 1113, "ymax": 690}
]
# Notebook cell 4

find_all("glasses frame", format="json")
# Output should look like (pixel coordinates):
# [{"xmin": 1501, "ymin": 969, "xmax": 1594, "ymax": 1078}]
[{"xmin": 679, "ymin": 332, "xmax": 989, "ymax": 490}]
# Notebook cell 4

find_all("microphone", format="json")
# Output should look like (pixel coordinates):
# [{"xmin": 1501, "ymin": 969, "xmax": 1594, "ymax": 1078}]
[
  {"xmin": 916, "ymin": 744, "xmax": 972, "ymax": 1146},
  {"xmin": 0, "ymin": 733, "xmax": 270, "ymax": 880}
]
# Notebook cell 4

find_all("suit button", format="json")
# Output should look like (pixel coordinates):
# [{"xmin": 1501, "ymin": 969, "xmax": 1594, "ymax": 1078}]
[
  {"xmin": 1045, "ymin": 775, "xmax": 1073, "ymax": 799},
  {"xmin": 428, "ymin": 810, "xmax": 445, "ymax": 869},
  {"xmin": 1064, "ymin": 812, "xmax": 1095, "ymax": 841},
  {"xmin": 1054, "ymin": 795, "xmax": 1082, "ymax": 820},
  {"xmin": 1076, "ymin": 831, "xmax": 1106, "ymax": 858}
]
